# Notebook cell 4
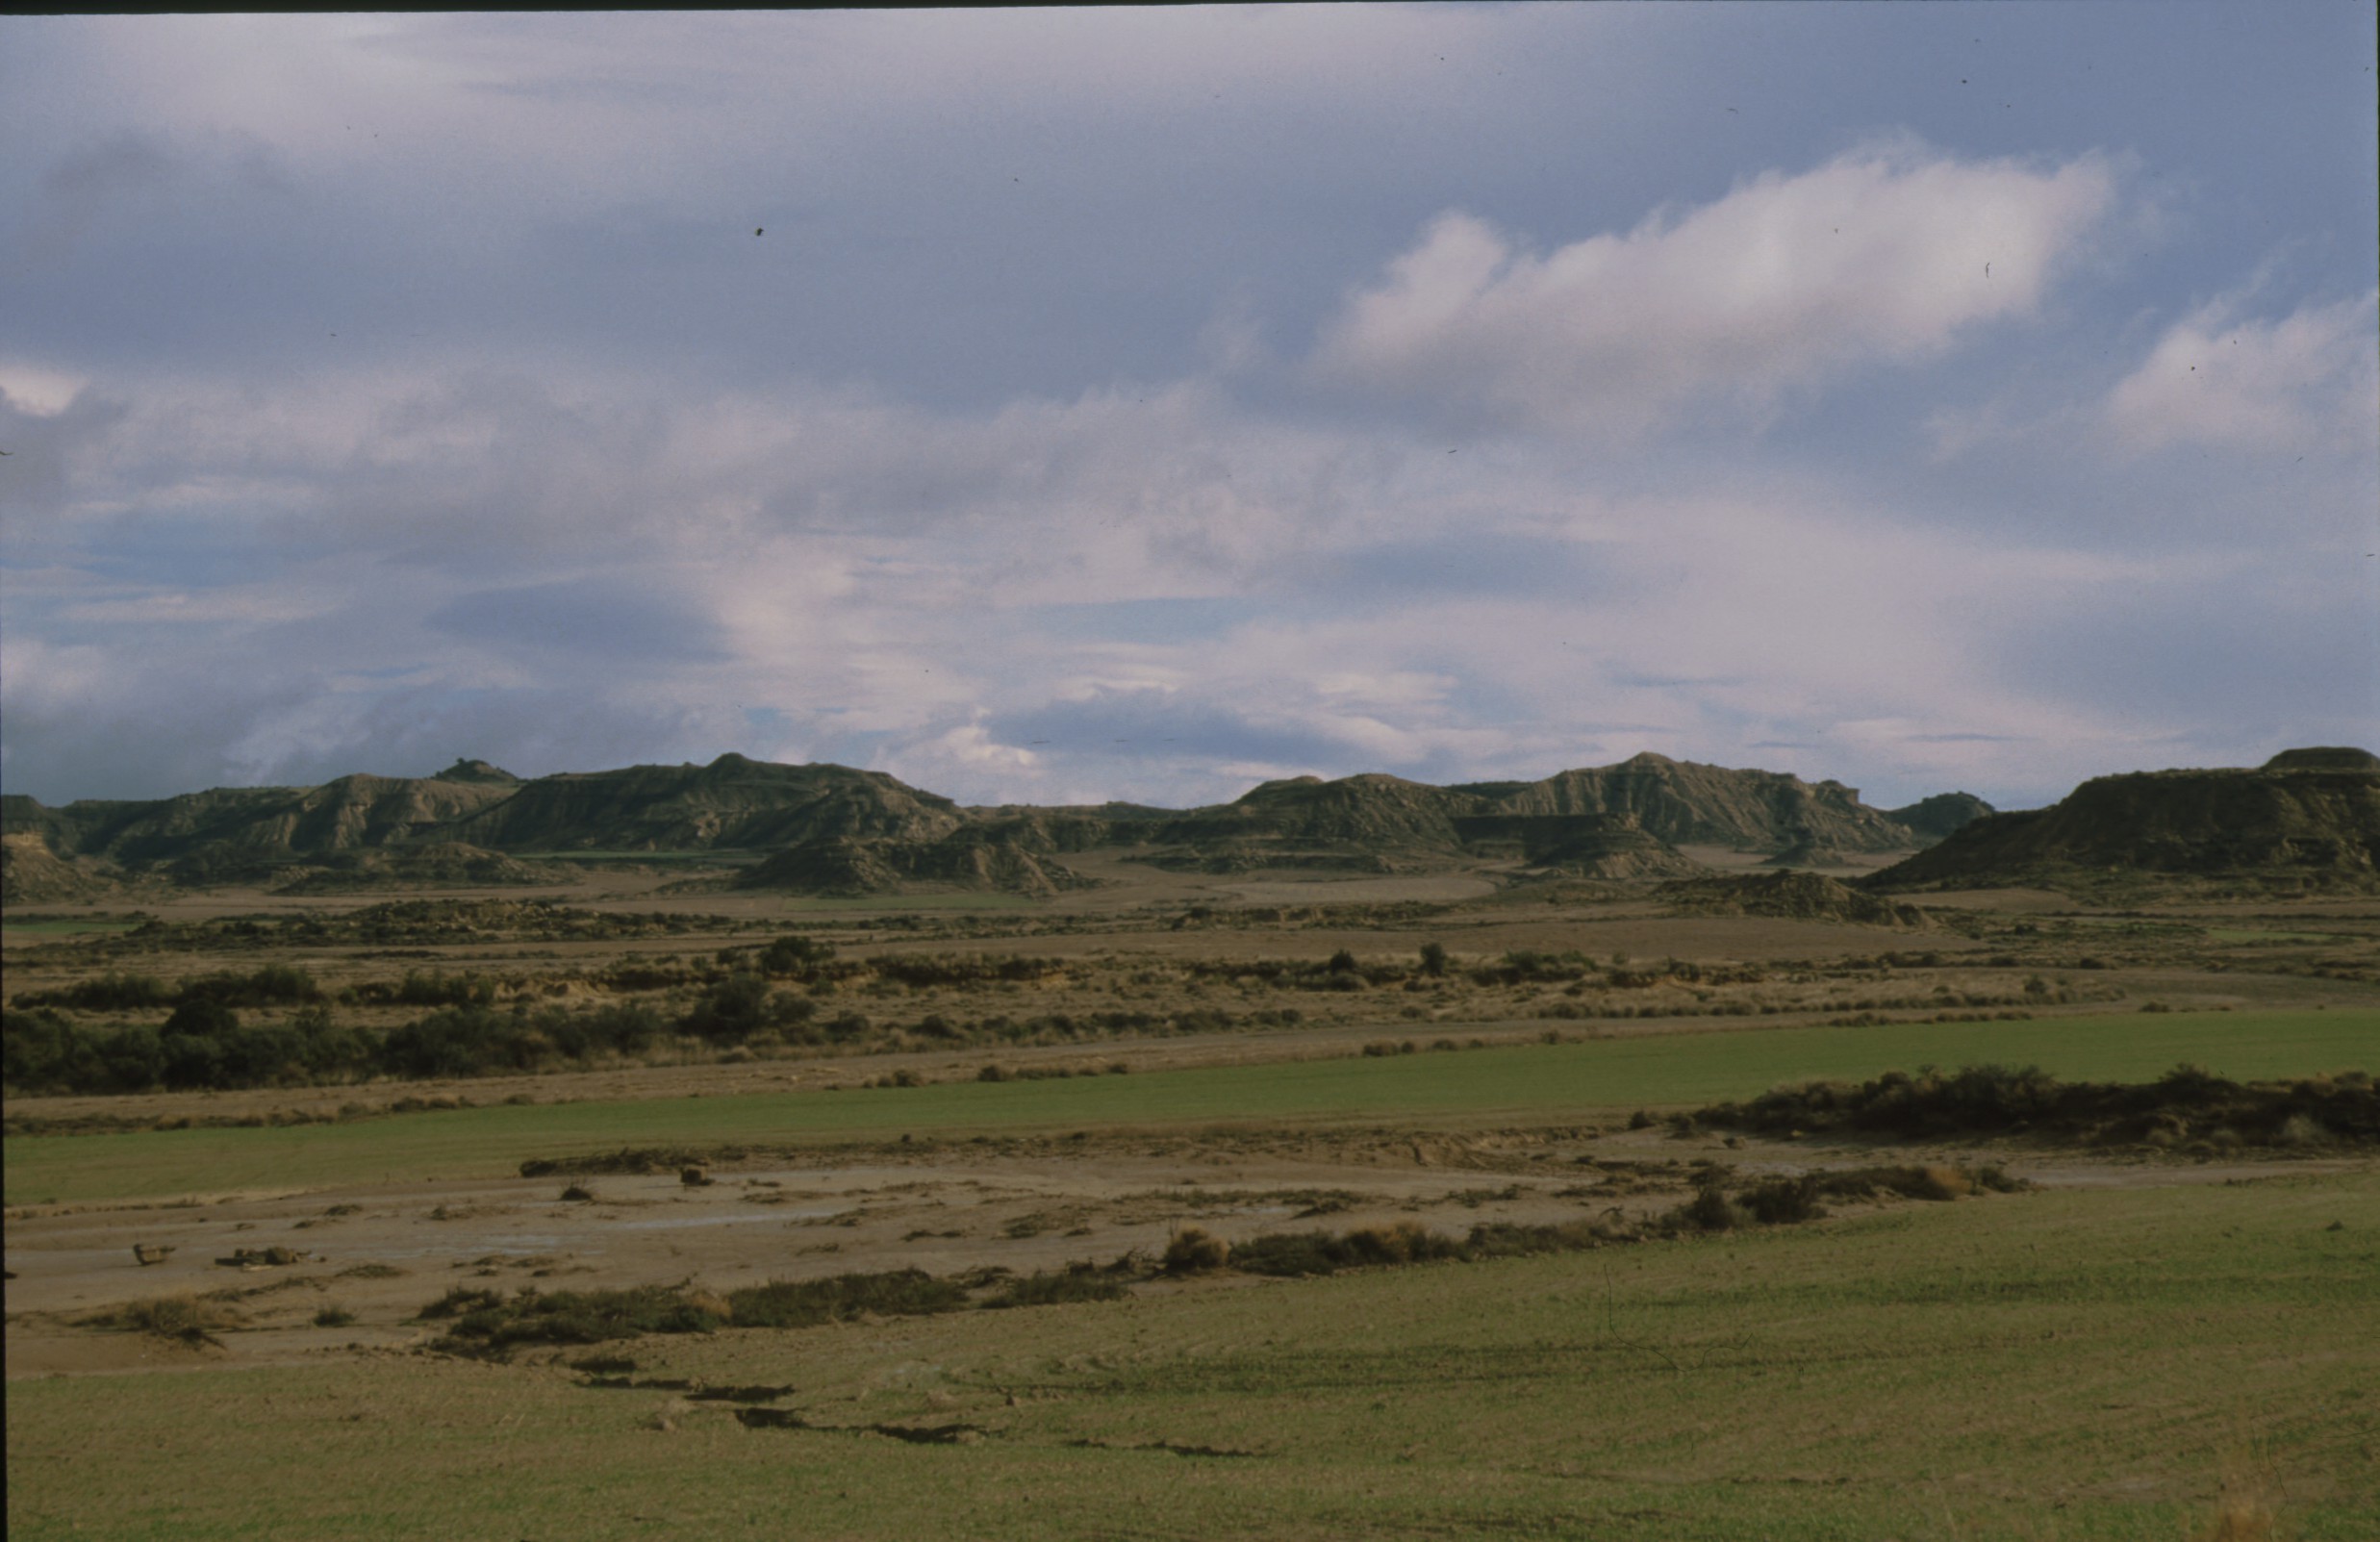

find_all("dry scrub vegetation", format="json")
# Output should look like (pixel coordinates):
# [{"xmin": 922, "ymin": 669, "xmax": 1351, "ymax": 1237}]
[
  {"xmin": 6, "ymin": 866, "xmax": 2375, "ymax": 1541},
  {"xmin": 14, "ymin": 870, "xmax": 2370, "ymax": 1118}
]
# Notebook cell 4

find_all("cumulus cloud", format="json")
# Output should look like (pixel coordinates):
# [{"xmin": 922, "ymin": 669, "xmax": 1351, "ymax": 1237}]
[
  {"xmin": 2103, "ymin": 291, "xmax": 2380, "ymax": 457},
  {"xmin": 5, "ymin": 340, "xmax": 2365, "ymax": 813},
  {"xmin": 1311, "ymin": 143, "xmax": 2117, "ymax": 437}
]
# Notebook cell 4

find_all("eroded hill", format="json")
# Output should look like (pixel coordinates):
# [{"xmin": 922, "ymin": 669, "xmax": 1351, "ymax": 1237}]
[
  {"xmin": 1867, "ymin": 748, "xmax": 2380, "ymax": 895},
  {"xmin": 6, "ymin": 749, "xmax": 1996, "ymax": 898}
]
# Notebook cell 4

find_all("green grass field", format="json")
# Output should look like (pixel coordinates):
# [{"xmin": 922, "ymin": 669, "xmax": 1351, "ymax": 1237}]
[
  {"xmin": 0, "ymin": 919, "xmax": 146, "ymax": 937},
  {"xmin": 10, "ymin": 1166, "xmax": 2374, "ymax": 1540},
  {"xmin": 7, "ymin": 1009, "xmax": 2370, "ymax": 1206}
]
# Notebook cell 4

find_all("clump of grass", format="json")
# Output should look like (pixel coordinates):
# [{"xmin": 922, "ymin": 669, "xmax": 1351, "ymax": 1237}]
[
  {"xmin": 1459, "ymin": 1220, "xmax": 1606, "ymax": 1257},
  {"xmin": 79, "ymin": 1294, "xmax": 242, "ymax": 1347},
  {"xmin": 1228, "ymin": 1220, "xmax": 1602, "ymax": 1276},
  {"xmin": 1665, "ymin": 1187, "xmax": 1749, "ymax": 1233},
  {"xmin": 313, "ymin": 1305, "xmax": 356, "ymax": 1328},
  {"xmin": 725, "ymin": 1270, "xmax": 968, "ymax": 1328},
  {"xmin": 1737, "ymin": 1175, "xmax": 1827, "ymax": 1225},
  {"xmin": 428, "ymin": 1285, "xmax": 724, "ymax": 1356},
  {"xmin": 1658, "ymin": 1163, "xmax": 2020, "ymax": 1233},
  {"xmin": 518, "ymin": 1146, "xmax": 735, "ymax": 1179},
  {"xmin": 983, "ymin": 1267, "xmax": 1131, "ymax": 1309},
  {"xmin": 417, "ymin": 1286, "xmax": 506, "ymax": 1320},
  {"xmin": 215, "ymin": 1246, "xmax": 307, "ymax": 1267}
]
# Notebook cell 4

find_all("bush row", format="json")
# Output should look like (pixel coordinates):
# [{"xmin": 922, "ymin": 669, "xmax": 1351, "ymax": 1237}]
[
  {"xmin": 422, "ymin": 1263, "xmax": 1125, "ymax": 1357},
  {"xmin": 1689, "ymin": 1063, "xmax": 2378, "ymax": 1148}
]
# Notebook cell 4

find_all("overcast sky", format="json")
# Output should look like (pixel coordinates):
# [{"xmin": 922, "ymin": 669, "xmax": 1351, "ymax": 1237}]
[{"xmin": 4, "ymin": 5, "xmax": 2374, "ymax": 813}]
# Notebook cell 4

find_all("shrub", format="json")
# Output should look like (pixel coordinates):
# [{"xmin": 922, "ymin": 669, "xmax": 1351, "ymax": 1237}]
[
  {"xmin": 13, "ymin": 973, "xmax": 171, "ymax": 1013},
  {"xmin": 725, "ymin": 1271, "xmax": 967, "ymax": 1329},
  {"xmin": 393, "ymin": 970, "xmax": 499, "ymax": 1009},
  {"xmin": 761, "ymin": 934, "xmax": 837, "ymax": 978},
  {"xmin": 984, "ymin": 1269, "xmax": 1131, "ymax": 1309},
  {"xmin": 1162, "ymin": 1228, "xmax": 1230, "ymax": 1275},
  {"xmin": 431, "ymin": 1285, "xmax": 724, "ymax": 1354},
  {"xmin": 1219, "ymin": 1230, "xmax": 1342, "ymax": 1277},
  {"xmin": 418, "ymin": 1286, "xmax": 506, "ymax": 1320},
  {"xmin": 1225, "ymin": 1226, "xmax": 1464, "ymax": 1276},
  {"xmin": 1738, "ymin": 1175, "xmax": 1828, "ymax": 1225},
  {"xmin": 80, "ymin": 1293, "xmax": 242, "ymax": 1345},
  {"xmin": 1815, "ymin": 1165, "xmax": 1976, "ymax": 1203},
  {"xmin": 178, "ymin": 965, "xmax": 321, "ymax": 1008},
  {"xmin": 1668, "ymin": 1186, "xmax": 1746, "ymax": 1232},
  {"xmin": 163, "ymin": 998, "xmax": 240, "ymax": 1039},
  {"xmin": 681, "ymin": 973, "xmax": 773, "ymax": 1044},
  {"xmin": 1460, "ymin": 1220, "xmax": 1597, "ymax": 1257},
  {"xmin": 382, "ymin": 1006, "xmax": 511, "ymax": 1078}
]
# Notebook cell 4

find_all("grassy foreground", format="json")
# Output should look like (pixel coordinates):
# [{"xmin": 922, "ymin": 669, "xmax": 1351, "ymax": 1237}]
[
  {"xmin": 9, "ymin": 1169, "xmax": 2375, "ymax": 1540},
  {"xmin": 7, "ymin": 1009, "xmax": 2371, "ymax": 1205}
]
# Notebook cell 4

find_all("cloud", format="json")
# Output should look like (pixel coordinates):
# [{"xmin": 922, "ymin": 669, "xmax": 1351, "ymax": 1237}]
[
  {"xmin": 6, "ymin": 342, "xmax": 2366, "ymax": 813},
  {"xmin": 2103, "ymin": 291, "xmax": 2380, "ymax": 457},
  {"xmin": 429, "ymin": 577, "xmax": 733, "ymax": 662},
  {"xmin": 1311, "ymin": 143, "xmax": 2117, "ymax": 437},
  {"xmin": 25, "ymin": 133, "xmax": 178, "ymax": 260}
]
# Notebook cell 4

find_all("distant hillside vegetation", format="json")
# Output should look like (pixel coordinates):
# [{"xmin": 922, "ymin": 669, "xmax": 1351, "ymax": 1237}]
[{"xmin": 1865, "ymin": 749, "xmax": 2380, "ymax": 894}]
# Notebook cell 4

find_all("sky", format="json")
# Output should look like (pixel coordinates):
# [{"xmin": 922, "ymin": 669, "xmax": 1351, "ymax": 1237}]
[{"xmin": 2, "ymin": 4, "xmax": 2374, "ymax": 814}]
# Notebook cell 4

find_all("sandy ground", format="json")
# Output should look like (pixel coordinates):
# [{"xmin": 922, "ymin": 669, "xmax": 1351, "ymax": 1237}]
[{"xmin": 11, "ymin": 1111, "xmax": 2364, "ymax": 1382}]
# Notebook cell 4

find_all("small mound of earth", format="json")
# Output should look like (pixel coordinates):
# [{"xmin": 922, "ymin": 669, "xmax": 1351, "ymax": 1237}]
[{"xmin": 1658, "ymin": 871, "xmax": 1930, "ymax": 928}]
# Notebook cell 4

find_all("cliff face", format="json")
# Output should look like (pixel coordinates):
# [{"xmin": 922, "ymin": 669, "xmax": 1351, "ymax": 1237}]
[{"xmin": 1866, "ymin": 751, "xmax": 2380, "ymax": 892}]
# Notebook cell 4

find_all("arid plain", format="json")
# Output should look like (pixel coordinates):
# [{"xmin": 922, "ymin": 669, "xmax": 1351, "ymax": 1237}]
[{"xmin": 6, "ymin": 751, "xmax": 2377, "ymax": 1540}]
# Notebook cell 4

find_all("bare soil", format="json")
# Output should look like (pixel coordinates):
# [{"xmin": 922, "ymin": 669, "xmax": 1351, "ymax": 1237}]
[{"xmin": 11, "ymin": 1106, "xmax": 2364, "ymax": 1382}]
